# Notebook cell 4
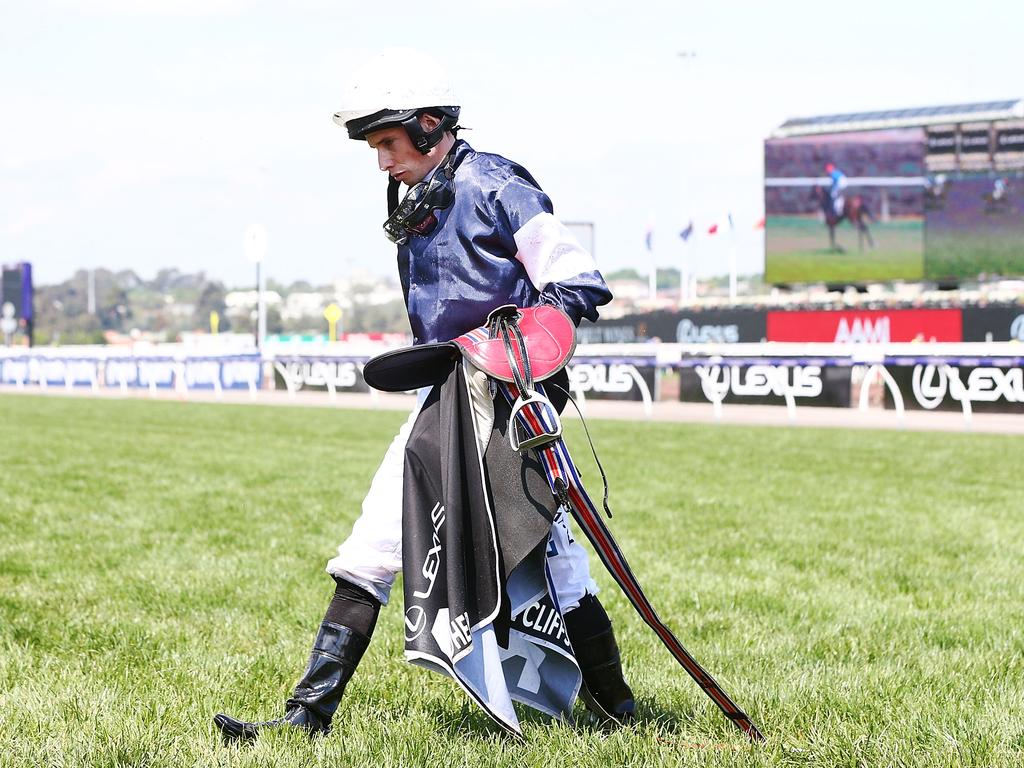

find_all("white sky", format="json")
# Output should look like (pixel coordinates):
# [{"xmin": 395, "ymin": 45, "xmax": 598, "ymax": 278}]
[{"xmin": 2, "ymin": 0, "xmax": 1023, "ymax": 288}]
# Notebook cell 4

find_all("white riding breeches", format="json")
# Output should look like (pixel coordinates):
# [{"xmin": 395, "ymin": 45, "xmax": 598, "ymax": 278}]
[{"xmin": 326, "ymin": 390, "xmax": 598, "ymax": 610}]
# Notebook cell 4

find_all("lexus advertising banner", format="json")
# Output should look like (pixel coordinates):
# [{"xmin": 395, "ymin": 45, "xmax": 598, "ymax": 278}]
[
  {"xmin": 885, "ymin": 363, "xmax": 1024, "ymax": 414},
  {"xmin": 273, "ymin": 358, "xmax": 370, "ymax": 393},
  {"xmin": 580, "ymin": 309, "xmax": 767, "ymax": 344},
  {"xmin": 566, "ymin": 360, "xmax": 657, "ymax": 402},
  {"xmin": 766, "ymin": 308, "xmax": 963, "ymax": 343},
  {"xmin": 678, "ymin": 363, "xmax": 853, "ymax": 408},
  {"xmin": 961, "ymin": 304, "xmax": 1024, "ymax": 342}
]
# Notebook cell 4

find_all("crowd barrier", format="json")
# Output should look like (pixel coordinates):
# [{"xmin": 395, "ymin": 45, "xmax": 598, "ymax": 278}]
[
  {"xmin": 0, "ymin": 352, "xmax": 262, "ymax": 397},
  {"xmin": 665, "ymin": 342, "xmax": 1024, "ymax": 427},
  {"xmin": 2, "ymin": 343, "xmax": 1021, "ymax": 426}
]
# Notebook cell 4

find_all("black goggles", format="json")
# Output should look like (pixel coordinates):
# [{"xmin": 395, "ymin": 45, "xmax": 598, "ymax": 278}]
[{"xmin": 383, "ymin": 153, "xmax": 457, "ymax": 245}]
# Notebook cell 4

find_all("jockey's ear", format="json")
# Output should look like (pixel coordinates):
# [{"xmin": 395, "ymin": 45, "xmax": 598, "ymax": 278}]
[{"xmin": 418, "ymin": 112, "xmax": 442, "ymax": 132}]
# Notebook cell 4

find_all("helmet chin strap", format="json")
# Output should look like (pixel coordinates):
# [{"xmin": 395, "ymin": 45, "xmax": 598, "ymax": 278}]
[
  {"xmin": 387, "ymin": 177, "xmax": 401, "ymax": 217},
  {"xmin": 382, "ymin": 144, "xmax": 461, "ymax": 244}
]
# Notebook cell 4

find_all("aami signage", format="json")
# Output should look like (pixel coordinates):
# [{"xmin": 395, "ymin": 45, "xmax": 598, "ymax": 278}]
[{"xmin": 766, "ymin": 309, "xmax": 963, "ymax": 343}]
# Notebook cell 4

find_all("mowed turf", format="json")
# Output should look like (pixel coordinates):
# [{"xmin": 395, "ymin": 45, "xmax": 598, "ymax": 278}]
[{"xmin": 1, "ymin": 394, "xmax": 1022, "ymax": 767}]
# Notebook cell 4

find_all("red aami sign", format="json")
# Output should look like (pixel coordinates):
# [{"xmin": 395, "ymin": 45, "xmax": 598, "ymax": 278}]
[{"xmin": 766, "ymin": 309, "xmax": 963, "ymax": 343}]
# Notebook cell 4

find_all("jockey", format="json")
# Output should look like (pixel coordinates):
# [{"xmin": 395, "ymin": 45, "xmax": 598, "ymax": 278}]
[
  {"xmin": 993, "ymin": 177, "xmax": 1007, "ymax": 201},
  {"xmin": 213, "ymin": 49, "xmax": 632, "ymax": 743},
  {"xmin": 825, "ymin": 162, "xmax": 848, "ymax": 217}
]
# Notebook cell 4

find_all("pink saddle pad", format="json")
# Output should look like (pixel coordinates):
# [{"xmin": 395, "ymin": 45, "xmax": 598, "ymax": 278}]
[{"xmin": 453, "ymin": 305, "xmax": 576, "ymax": 384}]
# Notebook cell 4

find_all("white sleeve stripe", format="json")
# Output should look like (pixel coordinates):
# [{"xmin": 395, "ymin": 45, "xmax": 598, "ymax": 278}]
[{"xmin": 512, "ymin": 212, "xmax": 598, "ymax": 291}]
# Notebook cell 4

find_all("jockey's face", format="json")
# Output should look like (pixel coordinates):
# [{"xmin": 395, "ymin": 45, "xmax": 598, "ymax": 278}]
[{"xmin": 365, "ymin": 113, "xmax": 451, "ymax": 186}]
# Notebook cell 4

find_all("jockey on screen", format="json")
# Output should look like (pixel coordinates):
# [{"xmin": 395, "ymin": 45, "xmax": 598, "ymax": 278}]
[{"xmin": 825, "ymin": 162, "xmax": 848, "ymax": 217}]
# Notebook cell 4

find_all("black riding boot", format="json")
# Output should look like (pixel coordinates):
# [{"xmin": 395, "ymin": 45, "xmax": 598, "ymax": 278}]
[
  {"xmin": 214, "ymin": 577, "xmax": 379, "ymax": 742},
  {"xmin": 565, "ymin": 594, "xmax": 636, "ymax": 723},
  {"xmin": 214, "ymin": 621, "xmax": 371, "ymax": 741}
]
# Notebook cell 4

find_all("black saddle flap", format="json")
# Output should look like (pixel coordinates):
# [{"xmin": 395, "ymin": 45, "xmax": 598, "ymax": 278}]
[{"xmin": 363, "ymin": 343, "xmax": 461, "ymax": 392}]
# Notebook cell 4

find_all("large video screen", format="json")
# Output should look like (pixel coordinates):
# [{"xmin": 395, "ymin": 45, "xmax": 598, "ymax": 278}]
[
  {"xmin": 922, "ymin": 120, "xmax": 1024, "ymax": 279},
  {"xmin": 765, "ymin": 128, "xmax": 926, "ymax": 284},
  {"xmin": 766, "ymin": 120, "xmax": 1024, "ymax": 285},
  {"xmin": 924, "ymin": 171, "xmax": 1024, "ymax": 280}
]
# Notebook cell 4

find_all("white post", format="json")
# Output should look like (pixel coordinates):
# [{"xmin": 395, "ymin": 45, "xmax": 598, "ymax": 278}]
[
  {"xmin": 256, "ymin": 261, "xmax": 266, "ymax": 352},
  {"xmin": 943, "ymin": 364, "xmax": 972, "ymax": 431},
  {"xmin": 244, "ymin": 223, "xmax": 269, "ymax": 353},
  {"xmin": 175, "ymin": 361, "xmax": 188, "ymax": 398},
  {"xmin": 274, "ymin": 361, "xmax": 298, "ymax": 400}
]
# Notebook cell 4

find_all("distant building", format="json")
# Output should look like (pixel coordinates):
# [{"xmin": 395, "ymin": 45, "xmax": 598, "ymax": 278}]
[
  {"xmin": 606, "ymin": 277, "xmax": 649, "ymax": 302},
  {"xmin": 281, "ymin": 291, "xmax": 329, "ymax": 321},
  {"xmin": 333, "ymin": 277, "xmax": 403, "ymax": 306},
  {"xmin": 224, "ymin": 290, "xmax": 282, "ymax": 311}
]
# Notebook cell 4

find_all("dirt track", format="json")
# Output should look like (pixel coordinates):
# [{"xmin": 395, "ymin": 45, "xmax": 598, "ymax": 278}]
[{"xmin": 3, "ymin": 384, "xmax": 1022, "ymax": 435}]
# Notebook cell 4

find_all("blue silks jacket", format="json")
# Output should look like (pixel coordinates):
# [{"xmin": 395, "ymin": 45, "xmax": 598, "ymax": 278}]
[{"xmin": 397, "ymin": 140, "xmax": 612, "ymax": 345}]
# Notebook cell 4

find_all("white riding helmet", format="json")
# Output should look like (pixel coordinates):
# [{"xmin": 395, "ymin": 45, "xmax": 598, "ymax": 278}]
[{"xmin": 333, "ymin": 48, "xmax": 460, "ymax": 154}]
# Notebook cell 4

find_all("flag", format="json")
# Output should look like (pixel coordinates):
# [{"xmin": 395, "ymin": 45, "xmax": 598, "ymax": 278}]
[
  {"xmin": 644, "ymin": 229, "xmax": 653, "ymax": 252},
  {"xmin": 679, "ymin": 220, "xmax": 694, "ymax": 242},
  {"xmin": 708, "ymin": 214, "xmax": 732, "ymax": 236}
]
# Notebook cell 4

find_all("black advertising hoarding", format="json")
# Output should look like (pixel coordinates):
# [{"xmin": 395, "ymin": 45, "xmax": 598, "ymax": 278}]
[
  {"xmin": 272, "ymin": 358, "xmax": 371, "ymax": 393},
  {"xmin": 961, "ymin": 304, "xmax": 1024, "ymax": 341},
  {"xmin": 884, "ymin": 363, "xmax": 1024, "ymax": 413},
  {"xmin": 678, "ymin": 363, "xmax": 853, "ymax": 408},
  {"xmin": 566, "ymin": 360, "xmax": 657, "ymax": 402},
  {"xmin": 580, "ymin": 308, "xmax": 767, "ymax": 344}
]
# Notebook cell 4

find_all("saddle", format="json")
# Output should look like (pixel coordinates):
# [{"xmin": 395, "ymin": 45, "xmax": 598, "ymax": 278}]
[{"xmin": 363, "ymin": 304, "xmax": 576, "ymax": 450}]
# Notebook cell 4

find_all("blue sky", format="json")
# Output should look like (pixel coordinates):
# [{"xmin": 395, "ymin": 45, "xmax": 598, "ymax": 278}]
[{"xmin": 2, "ymin": 0, "xmax": 1022, "ymax": 287}]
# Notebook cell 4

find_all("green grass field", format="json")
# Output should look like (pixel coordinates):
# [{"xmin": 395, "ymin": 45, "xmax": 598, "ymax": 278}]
[
  {"xmin": 766, "ymin": 216, "xmax": 924, "ymax": 283},
  {"xmin": 925, "ymin": 228, "xmax": 1024, "ymax": 280},
  {"xmin": 2, "ymin": 394, "xmax": 1023, "ymax": 767}
]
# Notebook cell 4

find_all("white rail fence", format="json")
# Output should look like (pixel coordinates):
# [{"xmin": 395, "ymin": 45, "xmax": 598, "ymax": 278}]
[{"xmin": 1, "ymin": 342, "xmax": 1021, "ymax": 429}]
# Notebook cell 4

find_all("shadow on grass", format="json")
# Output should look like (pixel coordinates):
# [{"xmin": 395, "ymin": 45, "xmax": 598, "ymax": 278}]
[{"xmin": 430, "ymin": 695, "xmax": 700, "ymax": 741}]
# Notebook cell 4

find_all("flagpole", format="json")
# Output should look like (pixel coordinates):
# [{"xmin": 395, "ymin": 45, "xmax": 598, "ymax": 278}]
[
  {"xmin": 729, "ymin": 232, "xmax": 737, "ymax": 302},
  {"xmin": 646, "ymin": 214, "xmax": 656, "ymax": 302},
  {"xmin": 680, "ymin": 241, "xmax": 688, "ymax": 303},
  {"xmin": 726, "ymin": 214, "xmax": 737, "ymax": 302}
]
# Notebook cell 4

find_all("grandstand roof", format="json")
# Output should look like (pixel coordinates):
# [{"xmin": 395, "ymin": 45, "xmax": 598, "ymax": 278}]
[{"xmin": 772, "ymin": 99, "xmax": 1024, "ymax": 138}]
